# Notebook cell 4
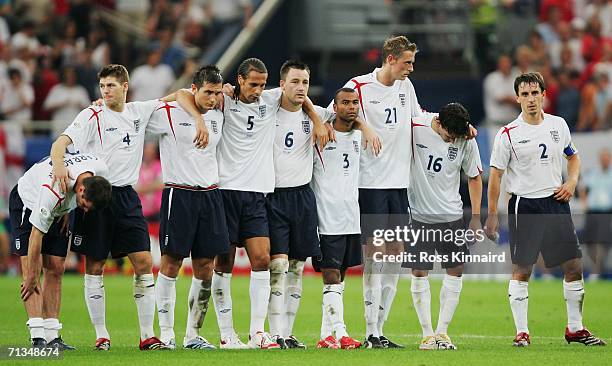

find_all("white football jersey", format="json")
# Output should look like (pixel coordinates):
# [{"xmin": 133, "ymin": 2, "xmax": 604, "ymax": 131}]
[
  {"xmin": 409, "ymin": 115, "xmax": 482, "ymax": 223},
  {"xmin": 148, "ymin": 101, "xmax": 223, "ymax": 187},
  {"xmin": 332, "ymin": 68, "xmax": 424, "ymax": 189},
  {"xmin": 17, "ymin": 153, "xmax": 108, "ymax": 233},
  {"xmin": 311, "ymin": 127, "xmax": 362, "ymax": 235},
  {"xmin": 62, "ymin": 100, "xmax": 162, "ymax": 187},
  {"xmin": 490, "ymin": 112, "xmax": 577, "ymax": 199},
  {"xmin": 217, "ymin": 88, "xmax": 282, "ymax": 193},
  {"xmin": 274, "ymin": 105, "xmax": 333, "ymax": 188}
]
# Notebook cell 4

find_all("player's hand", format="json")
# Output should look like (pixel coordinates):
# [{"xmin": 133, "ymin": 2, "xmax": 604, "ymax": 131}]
[
  {"xmin": 51, "ymin": 163, "xmax": 72, "ymax": 194},
  {"xmin": 193, "ymin": 115, "xmax": 209, "ymax": 148},
  {"xmin": 312, "ymin": 120, "xmax": 330, "ymax": 148},
  {"xmin": 553, "ymin": 182, "xmax": 576, "ymax": 202},
  {"xmin": 20, "ymin": 275, "xmax": 40, "ymax": 301},
  {"xmin": 324, "ymin": 122, "xmax": 336, "ymax": 143},
  {"xmin": 361, "ymin": 126, "xmax": 382, "ymax": 157},
  {"xmin": 484, "ymin": 214, "xmax": 499, "ymax": 241},
  {"xmin": 466, "ymin": 124, "xmax": 478, "ymax": 140},
  {"xmin": 91, "ymin": 98, "xmax": 104, "ymax": 107},
  {"xmin": 223, "ymin": 83, "xmax": 235, "ymax": 98},
  {"xmin": 468, "ymin": 214, "xmax": 483, "ymax": 245},
  {"xmin": 60, "ymin": 214, "xmax": 70, "ymax": 236}
]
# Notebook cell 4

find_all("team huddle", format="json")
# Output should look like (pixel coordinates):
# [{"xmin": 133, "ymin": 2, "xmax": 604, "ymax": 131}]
[{"xmin": 9, "ymin": 36, "xmax": 606, "ymax": 352}]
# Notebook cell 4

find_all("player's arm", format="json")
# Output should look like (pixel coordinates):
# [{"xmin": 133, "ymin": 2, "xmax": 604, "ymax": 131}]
[
  {"xmin": 352, "ymin": 117, "xmax": 382, "ymax": 156},
  {"xmin": 50, "ymin": 135, "xmax": 73, "ymax": 194},
  {"xmin": 554, "ymin": 154, "xmax": 580, "ymax": 202},
  {"xmin": 171, "ymin": 89, "xmax": 208, "ymax": 148},
  {"xmin": 21, "ymin": 227, "xmax": 44, "ymax": 301},
  {"xmin": 467, "ymin": 173, "xmax": 483, "ymax": 234},
  {"xmin": 302, "ymin": 97, "xmax": 330, "ymax": 148},
  {"xmin": 484, "ymin": 167, "xmax": 503, "ymax": 240}
]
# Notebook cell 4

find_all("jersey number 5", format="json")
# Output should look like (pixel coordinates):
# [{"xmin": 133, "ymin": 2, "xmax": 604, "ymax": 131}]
[{"xmin": 247, "ymin": 116, "xmax": 254, "ymax": 131}]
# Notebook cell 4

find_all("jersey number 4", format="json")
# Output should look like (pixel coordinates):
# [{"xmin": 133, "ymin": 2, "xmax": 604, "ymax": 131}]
[{"xmin": 123, "ymin": 133, "xmax": 131, "ymax": 146}]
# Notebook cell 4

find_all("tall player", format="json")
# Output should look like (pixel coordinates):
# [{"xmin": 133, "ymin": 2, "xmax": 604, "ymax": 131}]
[
  {"xmin": 336, "ymin": 35, "xmax": 425, "ymax": 348},
  {"xmin": 176, "ymin": 58, "xmax": 329, "ymax": 349},
  {"xmin": 49, "ymin": 64, "xmax": 204, "ymax": 350},
  {"xmin": 485, "ymin": 72, "xmax": 606, "ymax": 347},
  {"xmin": 151, "ymin": 65, "xmax": 227, "ymax": 350},
  {"xmin": 10, "ymin": 153, "xmax": 111, "ymax": 349},
  {"xmin": 266, "ymin": 60, "xmax": 334, "ymax": 349},
  {"xmin": 312, "ymin": 88, "xmax": 363, "ymax": 350},
  {"xmin": 406, "ymin": 103, "xmax": 482, "ymax": 350}
]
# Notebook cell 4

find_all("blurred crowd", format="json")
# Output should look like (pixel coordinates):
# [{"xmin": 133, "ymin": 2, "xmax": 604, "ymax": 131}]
[
  {"xmin": 0, "ymin": 0, "xmax": 253, "ymax": 130},
  {"xmin": 475, "ymin": 0, "xmax": 611, "ymax": 130}
]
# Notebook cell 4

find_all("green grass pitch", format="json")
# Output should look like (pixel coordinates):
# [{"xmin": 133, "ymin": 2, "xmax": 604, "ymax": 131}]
[{"xmin": 0, "ymin": 274, "xmax": 610, "ymax": 365}]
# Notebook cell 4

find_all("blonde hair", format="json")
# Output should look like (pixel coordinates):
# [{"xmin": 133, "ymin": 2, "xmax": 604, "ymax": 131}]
[{"xmin": 382, "ymin": 36, "xmax": 418, "ymax": 63}]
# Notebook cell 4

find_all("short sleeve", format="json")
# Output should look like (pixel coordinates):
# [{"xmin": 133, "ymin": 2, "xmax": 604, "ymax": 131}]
[
  {"xmin": 62, "ymin": 107, "xmax": 99, "ymax": 150},
  {"xmin": 560, "ymin": 118, "xmax": 578, "ymax": 157},
  {"xmin": 29, "ymin": 184, "xmax": 66, "ymax": 233},
  {"xmin": 490, "ymin": 127, "xmax": 511, "ymax": 170},
  {"xmin": 461, "ymin": 139, "xmax": 483, "ymax": 178},
  {"xmin": 314, "ymin": 105, "xmax": 334, "ymax": 122}
]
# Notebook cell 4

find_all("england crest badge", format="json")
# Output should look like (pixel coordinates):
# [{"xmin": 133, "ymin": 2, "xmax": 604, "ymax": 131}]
[
  {"xmin": 550, "ymin": 130, "xmax": 560, "ymax": 143},
  {"xmin": 447, "ymin": 146, "xmax": 458, "ymax": 161}
]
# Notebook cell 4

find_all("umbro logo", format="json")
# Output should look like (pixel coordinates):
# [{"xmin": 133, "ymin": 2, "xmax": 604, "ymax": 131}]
[
  {"xmin": 271, "ymin": 291, "xmax": 282, "ymax": 296},
  {"xmin": 518, "ymin": 139, "xmax": 530, "ymax": 144},
  {"xmin": 105, "ymin": 127, "xmax": 117, "ymax": 132},
  {"xmin": 364, "ymin": 301, "xmax": 373, "ymax": 306},
  {"xmin": 134, "ymin": 294, "xmax": 144, "ymax": 299},
  {"xmin": 179, "ymin": 122, "xmax": 192, "ymax": 127},
  {"xmin": 325, "ymin": 146, "xmax": 336, "ymax": 151},
  {"xmin": 220, "ymin": 309, "xmax": 231, "ymax": 313},
  {"xmin": 369, "ymin": 100, "xmax": 380, "ymax": 104},
  {"xmin": 90, "ymin": 295, "xmax": 102, "ymax": 299},
  {"xmin": 158, "ymin": 309, "xmax": 168, "ymax": 313},
  {"xmin": 229, "ymin": 108, "xmax": 240, "ymax": 112},
  {"xmin": 290, "ymin": 294, "xmax": 301, "ymax": 299},
  {"xmin": 416, "ymin": 144, "xmax": 428, "ymax": 149}
]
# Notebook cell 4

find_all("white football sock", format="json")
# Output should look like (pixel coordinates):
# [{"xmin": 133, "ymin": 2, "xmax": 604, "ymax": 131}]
[
  {"xmin": 249, "ymin": 270, "xmax": 271, "ymax": 336},
  {"xmin": 411, "ymin": 275, "xmax": 434, "ymax": 337},
  {"xmin": 27, "ymin": 317, "xmax": 45, "ymax": 340},
  {"xmin": 378, "ymin": 262, "xmax": 400, "ymax": 336},
  {"xmin": 133, "ymin": 273, "xmax": 155, "ymax": 340},
  {"xmin": 155, "ymin": 272, "xmax": 176, "ymax": 343},
  {"xmin": 84, "ymin": 274, "xmax": 109, "ymax": 340},
  {"xmin": 436, "ymin": 274, "xmax": 463, "ymax": 335},
  {"xmin": 212, "ymin": 271, "xmax": 234, "ymax": 338},
  {"xmin": 185, "ymin": 277, "xmax": 212, "ymax": 341},
  {"xmin": 43, "ymin": 318, "xmax": 61, "ymax": 342},
  {"xmin": 563, "ymin": 280, "xmax": 585, "ymax": 332},
  {"xmin": 320, "ymin": 281, "xmax": 344, "ymax": 339},
  {"xmin": 508, "ymin": 280, "xmax": 529, "ymax": 334},
  {"xmin": 268, "ymin": 258, "xmax": 288, "ymax": 337},
  {"xmin": 284, "ymin": 259, "xmax": 304, "ymax": 338},
  {"xmin": 363, "ymin": 259, "xmax": 382, "ymax": 337},
  {"xmin": 323, "ymin": 284, "xmax": 347, "ymax": 339}
]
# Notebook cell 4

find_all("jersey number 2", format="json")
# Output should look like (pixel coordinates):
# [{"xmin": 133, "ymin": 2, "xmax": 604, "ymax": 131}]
[{"xmin": 539, "ymin": 143, "xmax": 548, "ymax": 159}]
